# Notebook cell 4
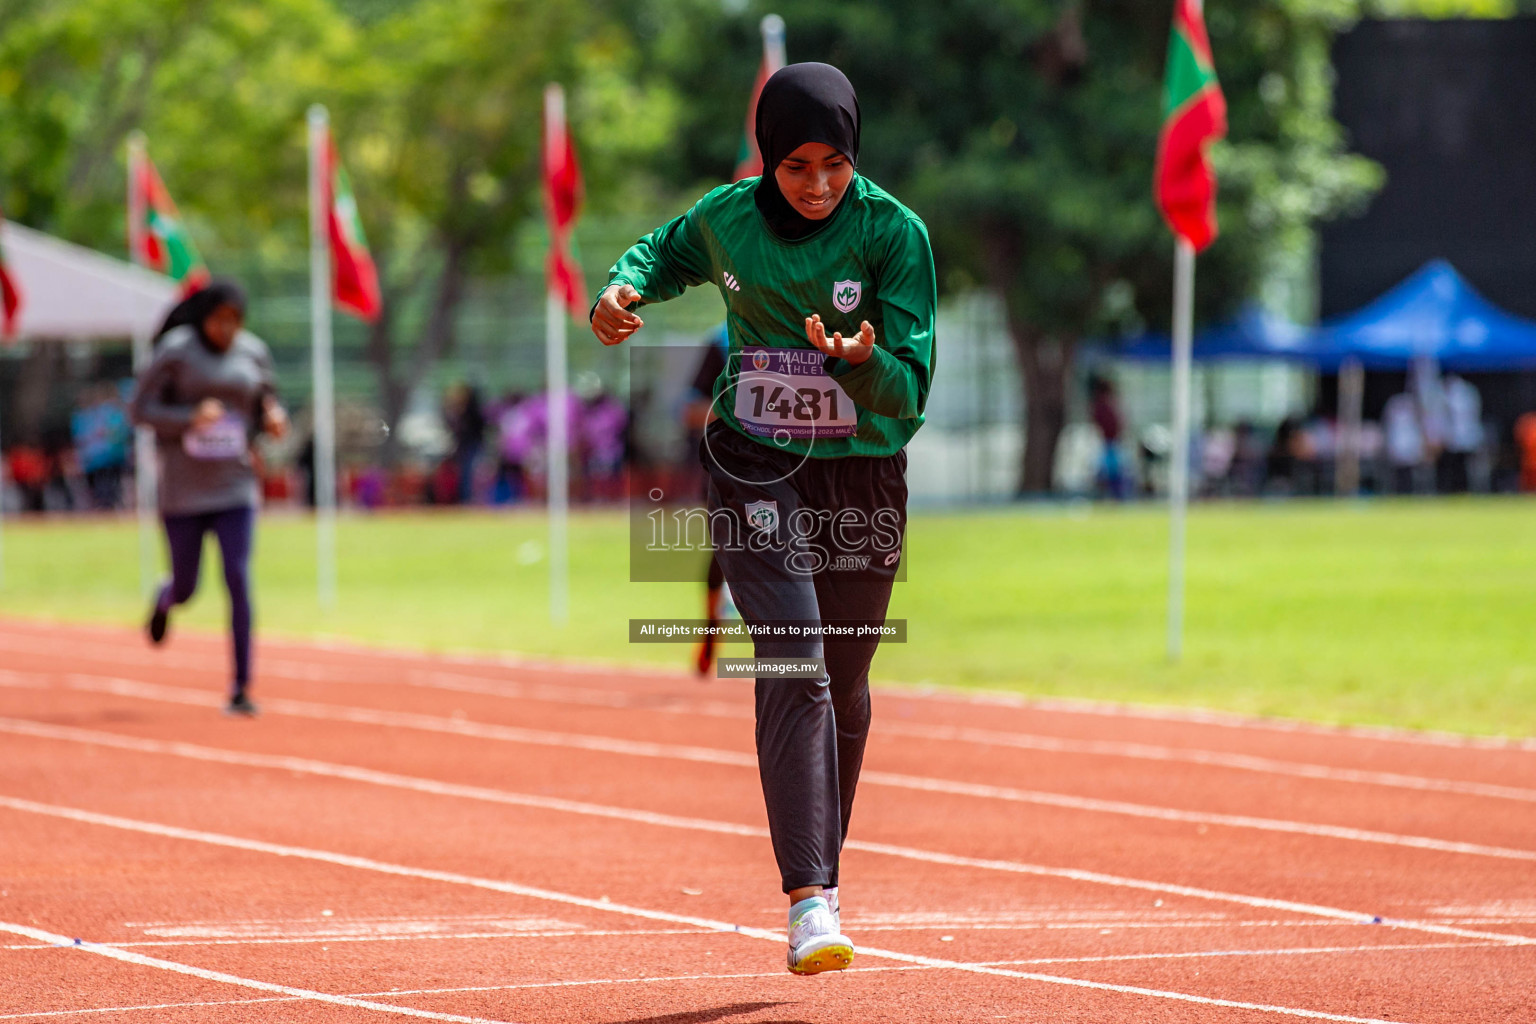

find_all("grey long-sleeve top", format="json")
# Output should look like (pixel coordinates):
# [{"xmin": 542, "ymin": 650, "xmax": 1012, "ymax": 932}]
[{"xmin": 130, "ymin": 326, "xmax": 276, "ymax": 515}]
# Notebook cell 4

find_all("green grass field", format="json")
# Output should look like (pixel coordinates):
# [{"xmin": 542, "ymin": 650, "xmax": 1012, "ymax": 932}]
[{"xmin": 3, "ymin": 499, "xmax": 1533, "ymax": 737}]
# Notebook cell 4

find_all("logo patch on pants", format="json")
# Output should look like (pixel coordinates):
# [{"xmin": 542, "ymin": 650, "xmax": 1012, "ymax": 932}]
[{"xmin": 744, "ymin": 499, "xmax": 779, "ymax": 533}]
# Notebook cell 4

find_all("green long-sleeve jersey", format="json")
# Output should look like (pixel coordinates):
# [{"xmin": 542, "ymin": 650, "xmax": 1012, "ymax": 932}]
[{"xmin": 603, "ymin": 175, "xmax": 937, "ymax": 459}]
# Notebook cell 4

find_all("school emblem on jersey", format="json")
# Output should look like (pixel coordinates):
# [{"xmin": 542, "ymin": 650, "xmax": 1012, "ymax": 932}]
[
  {"xmin": 744, "ymin": 499, "xmax": 778, "ymax": 533},
  {"xmin": 833, "ymin": 279, "xmax": 862, "ymax": 314},
  {"xmin": 751, "ymin": 350, "xmax": 771, "ymax": 372}
]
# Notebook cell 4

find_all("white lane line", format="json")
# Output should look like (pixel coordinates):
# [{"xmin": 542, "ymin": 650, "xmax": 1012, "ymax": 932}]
[
  {"xmin": 916, "ymin": 689, "xmax": 1536, "ymax": 753},
  {"xmin": 253, "ymin": 663, "xmax": 1536, "ymax": 806},
  {"xmin": 0, "ymin": 921, "xmax": 518, "ymax": 1024},
  {"xmin": 0, "ymin": 670, "xmax": 49, "ymax": 690},
  {"xmin": 857, "ymin": 767, "xmax": 1536, "ymax": 862},
  {"xmin": 0, "ymin": 997, "xmax": 300, "ymax": 1020},
  {"xmin": 841, "ymin": 839, "xmax": 1533, "ymax": 946},
  {"xmin": 1, "ymin": 943, "xmax": 1507, "ymax": 1023},
  {"xmin": 5, "ymin": 625, "xmax": 1534, "ymax": 755},
  {"xmin": 5, "ymin": 715, "xmax": 1531, "ymax": 949},
  {"xmin": 980, "ymin": 941, "xmax": 1501, "ymax": 968},
  {"xmin": 0, "ymin": 968, "xmax": 878, "ymax": 1021},
  {"xmin": 10, "ymin": 632, "xmax": 1536, "ymax": 798},
  {"xmin": 876, "ymin": 723, "xmax": 1536, "ymax": 804},
  {"xmin": 0, "ymin": 798, "xmax": 1439, "ymax": 1024},
  {"xmin": 50, "ymin": 675, "xmax": 1536, "ymax": 865},
  {"xmin": 3, "ymin": 929, "xmax": 702, "ymax": 951}
]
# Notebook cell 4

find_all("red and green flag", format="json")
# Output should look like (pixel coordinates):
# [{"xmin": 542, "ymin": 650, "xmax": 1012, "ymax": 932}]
[
  {"xmin": 1154, "ymin": 0, "xmax": 1227, "ymax": 252},
  {"xmin": 129, "ymin": 152, "xmax": 210, "ymax": 291},
  {"xmin": 0, "ymin": 206, "xmax": 20, "ymax": 341},
  {"xmin": 321, "ymin": 133, "xmax": 382, "ymax": 323},
  {"xmin": 733, "ymin": 14, "xmax": 787, "ymax": 181},
  {"xmin": 543, "ymin": 84, "xmax": 587, "ymax": 320}
]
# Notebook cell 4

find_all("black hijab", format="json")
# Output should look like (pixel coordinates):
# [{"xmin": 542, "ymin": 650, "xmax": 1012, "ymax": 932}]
[
  {"xmin": 154, "ymin": 278, "xmax": 247, "ymax": 348},
  {"xmin": 753, "ymin": 63, "xmax": 861, "ymax": 241}
]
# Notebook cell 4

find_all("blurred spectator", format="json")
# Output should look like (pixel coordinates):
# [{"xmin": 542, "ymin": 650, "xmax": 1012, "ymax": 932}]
[
  {"xmin": 71, "ymin": 384, "xmax": 132, "ymax": 510},
  {"xmin": 1199, "ymin": 426, "xmax": 1235, "ymax": 496},
  {"xmin": 1439, "ymin": 374, "xmax": 1482, "ymax": 494},
  {"xmin": 444, "ymin": 383, "xmax": 486, "ymax": 505},
  {"xmin": 296, "ymin": 434, "xmax": 317, "ymax": 508},
  {"xmin": 676, "ymin": 327, "xmax": 729, "ymax": 502},
  {"xmin": 581, "ymin": 389, "xmax": 628, "ymax": 502},
  {"xmin": 1383, "ymin": 391, "xmax": 1426, "ymax": 494},
  {"xmin": 1357, "ymin": 420, "xmax": 1386, "ymax": 494},
  {"xmin": 1517, "ymin": 412, "xmax": 1536, "ymax": 493},
  {"xmin": 1226, "ymin": 421, "xmax": 1265, "ymax": 496},
  {"xmin": 1088, "ymin": 375, "xmax": 1127, "ymax": 500},
  {"xmin": 7, "ymin": 443, "xmax": 49, "ymax": 512},
  {"xmin": 1305, "ymin": 417, "xmax": 1338, "ymax": 495},
  {"xmin": 500, "ymin": 390, "xmax": 581, "ymax": 502},
  {"xmin": 490, "ymin": 390, "xmax": 528, "ymax": 505},
  {"xmin": 1411, "ymin": 357, "xmax": 1448, "ymax": 467},
  {"xmin": 1265, "ymin": 416, "xmax": 1316, "ymax": 496},
  {"xmin": 351, "ymin": 465, "xmax": 387, "ymax": 509}
]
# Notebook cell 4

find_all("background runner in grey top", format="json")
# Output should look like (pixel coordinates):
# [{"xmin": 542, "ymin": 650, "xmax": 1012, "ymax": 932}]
[{"xmin": 131, "ymin": 325, "xmax": 276, "ymax": 515}]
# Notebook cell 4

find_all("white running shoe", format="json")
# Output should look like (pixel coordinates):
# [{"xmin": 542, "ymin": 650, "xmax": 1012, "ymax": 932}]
[
  {"xmin": 824, "ymin": 886, "xmax": 840, "ymax": 930},
  {"xmin": 786, "ymin": 895, "xmax": 853, "ymax": 976}
]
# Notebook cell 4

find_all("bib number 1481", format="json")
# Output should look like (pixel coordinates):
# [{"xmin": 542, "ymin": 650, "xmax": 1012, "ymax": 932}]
[{"xmin": 746, "ymin": 383, "xmax": 842, "ymax": 423}]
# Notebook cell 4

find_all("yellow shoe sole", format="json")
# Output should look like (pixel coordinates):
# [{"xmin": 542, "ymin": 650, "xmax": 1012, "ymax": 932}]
[{"xmin": 789, "ymin": 943, "xmax": 854, "ymax": 976}]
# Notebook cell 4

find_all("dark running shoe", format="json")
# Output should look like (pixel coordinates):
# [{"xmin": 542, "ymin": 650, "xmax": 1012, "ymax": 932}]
[
  {"xmin": 225, "ymin": 693, "xmax": 259, "ymax": 717},
  {"xmin": 147, "ymin": 603, "xmax": 169, "ymax": 645}
]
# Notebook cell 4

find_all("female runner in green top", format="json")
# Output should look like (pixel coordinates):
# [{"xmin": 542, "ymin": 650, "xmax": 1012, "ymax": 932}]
[{"xmin": 592, "ymin": 62, "xmax": 936, "ymax": 976}]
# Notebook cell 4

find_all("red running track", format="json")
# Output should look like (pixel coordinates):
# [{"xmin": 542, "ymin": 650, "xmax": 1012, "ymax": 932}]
[{"xmin": 1, "ymin": 618, "xmax": 1533, "ymax": 1023}]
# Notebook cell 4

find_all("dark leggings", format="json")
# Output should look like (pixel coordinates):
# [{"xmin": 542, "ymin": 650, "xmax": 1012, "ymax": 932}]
[
  {"xmin": 158, "ymin": 506, "xmax": 255, "ymax": 695},
  {"xmin": 702, "ymin": 423, "xmax": 906, "ymax": 893}
]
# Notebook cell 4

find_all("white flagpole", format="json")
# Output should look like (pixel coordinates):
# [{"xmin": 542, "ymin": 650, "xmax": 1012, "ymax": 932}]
[
  {"xmin": 308, "ymin": 105, "xmax": 338, "ymax": 611},
  {"xmin": 544, "ymin": 84, "xmax": 569, "ymax": 626},
  {"xmin": 126, "ymin": 132, "xmax": 160, "ymax": 598},
  {"xmin": 1167, "ymin": 237, "xmax": 1195, "ymax": 661},
  {"xmin": 0, "ymin": 346, "xmax": 5, "ymax": 588},
  {"xmin": 762, "ymin": 13, "xmax": 786, "ymax": 69}
]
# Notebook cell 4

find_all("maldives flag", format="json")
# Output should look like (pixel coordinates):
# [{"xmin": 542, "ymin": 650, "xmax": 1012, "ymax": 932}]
[
  {"xmin": 733, "ymin": 14, "xmax": 787, "ymax": 181},
  {"xmin": 543, "ymin": 84, "xmax": 586, "ymax": 320},
  {"xmin": 1154, "ymin": 0, "xmax": 1227, "ymax": 252},
  {"xmin": 130, "ymin": 153, "xmax": 211, "ymax": 291},
  {"xmin": 321, "ymin": 134, "xmax": 382, "ymax": 323},
  {"xmin": 0, "ymin": 206, "xmax": 20, "ymax": 341}
]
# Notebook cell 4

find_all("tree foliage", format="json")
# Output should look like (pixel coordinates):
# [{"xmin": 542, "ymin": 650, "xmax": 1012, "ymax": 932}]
[
  {"xmin": 0, "ymin": 0, "xmax": 670, "ymax": 456},
  {"xmin": 2, "ymin": 0, "xmax": 1521, "ymax": 487},
  {"xmin": 704, "ymin": 0, "xmax": 1382, "ymax": 491}
]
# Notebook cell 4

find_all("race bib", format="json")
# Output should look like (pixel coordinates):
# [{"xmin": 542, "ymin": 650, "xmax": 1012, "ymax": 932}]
[
  {"xmin": 182, "ymin": 413, "xmax": 247, "ymax": 460},
  {"xmin": 734, "ymin": 347, "xmax": 857, "ymax": 440}
]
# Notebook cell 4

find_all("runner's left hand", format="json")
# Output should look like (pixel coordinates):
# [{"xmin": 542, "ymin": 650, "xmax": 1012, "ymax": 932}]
[
  {"xmin": 804, "ymin": 314, "xmax": 875, "ymax": 365},
  {"xmin": 262, "ymin": 396, "xmax": 290, "ymax": 440}
]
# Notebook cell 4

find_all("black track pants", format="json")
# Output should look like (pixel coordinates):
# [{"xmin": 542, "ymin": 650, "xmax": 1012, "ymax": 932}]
[{"xmin": 701, "ymin": 422, "xmax": 906, "ymax": 893}]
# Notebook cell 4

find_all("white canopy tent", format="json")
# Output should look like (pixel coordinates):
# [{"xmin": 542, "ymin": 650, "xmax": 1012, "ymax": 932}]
[
  {"xmin": 1, "ymin": 220, "xmax": 177, "ymax": 339},
  {"xmin": 2, "ymin": 221, "xmax": 173, "ymax": 593}
]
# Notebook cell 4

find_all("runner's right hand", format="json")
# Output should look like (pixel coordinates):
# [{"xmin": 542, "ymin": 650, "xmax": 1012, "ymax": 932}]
[
  {"xmin": 592, "ymin": 284, "xmax": 644, "ymax": 346},
  {"xmin": 192, "ymin": 399, "xmax": 226, "ymax": 429}
]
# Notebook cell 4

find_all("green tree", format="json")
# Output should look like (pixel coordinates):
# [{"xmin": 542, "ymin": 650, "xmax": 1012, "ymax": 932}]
[
  {"xmin": 0, "ymin": 0, "xmax": 673, "ymax": 457},
  {"xmin": 334, "ymin": 0, "xmax": 675, "ymax": 455},
  {"xmin": 0, "ymin": 0, "xmax": 354, "ymax": 250}
]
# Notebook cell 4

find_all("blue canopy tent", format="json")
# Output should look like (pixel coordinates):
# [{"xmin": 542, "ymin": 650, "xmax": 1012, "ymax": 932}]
[
  {"xmin": 1113, "ymin": 305, "xmax": 1338, "ymax": 364},
  {"xmin": 1314, "ymin": 260, "xmax": 1536, "ymax": 371},
  {"xmin": 1102, "ymin": 260, "xmax": 1536, "ymax": 493},
  {"xmin": 1111, "ymin": 261, "xmax": 1536, "ymax": 370}
]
